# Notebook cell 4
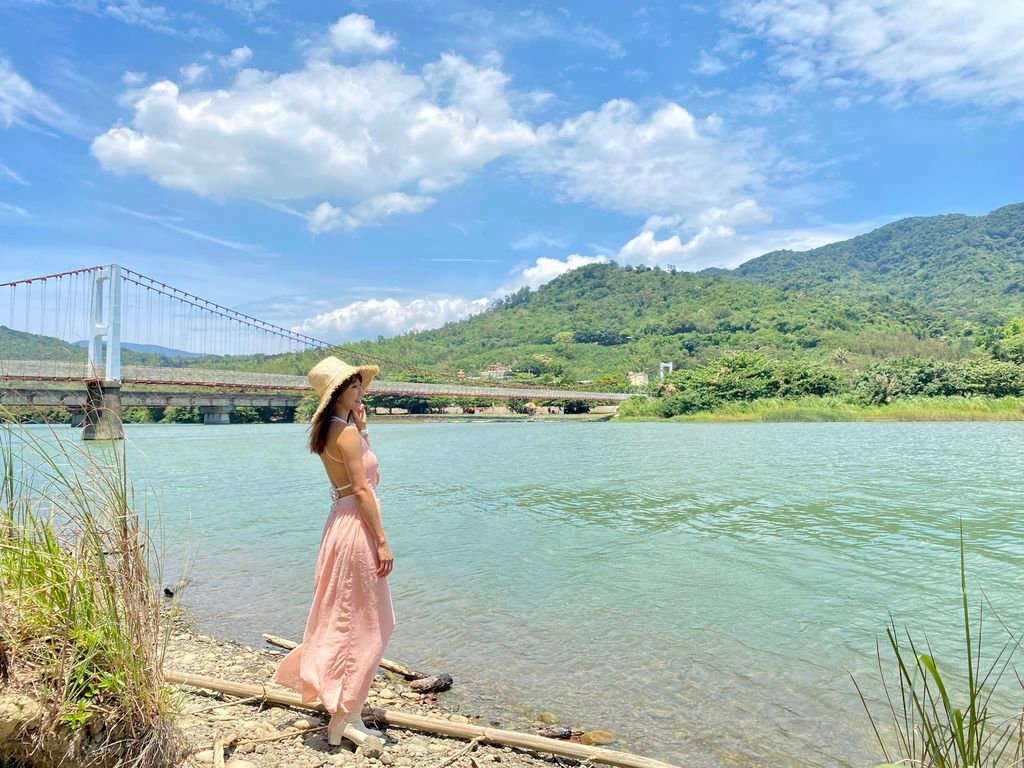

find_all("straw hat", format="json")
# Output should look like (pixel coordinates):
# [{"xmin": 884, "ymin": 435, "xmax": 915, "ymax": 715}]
[{"xmin": 307, "ymin": 356, "xmax": 380, "ymax": 424}]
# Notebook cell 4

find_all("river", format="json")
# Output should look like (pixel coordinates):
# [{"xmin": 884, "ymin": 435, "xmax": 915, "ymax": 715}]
[{"xmin": 59, "ymin": 421, "xmax": 1024, "ymax": 766}]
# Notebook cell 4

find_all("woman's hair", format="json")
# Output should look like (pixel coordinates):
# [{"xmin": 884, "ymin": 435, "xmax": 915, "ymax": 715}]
[{"xmin": 309, "ymin": 373, "xmax": 361, "ymax": 455}]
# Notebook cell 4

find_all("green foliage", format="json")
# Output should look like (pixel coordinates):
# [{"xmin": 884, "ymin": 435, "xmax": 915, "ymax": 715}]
[
  {"xmin": 161, "ymin": 406, "xmax": 201, "ymax": 424},
  {"xmin": 230, "ymin": 406, "xmax": 260, "ymax": 424},
  {"xmin": 982, "ymin": 317, "xmax": 1024, "ymax": 363},
  {"xmin": 854, "ymin": 358, "xmax": 1024, "ymax": 404},
  {"xmin": 734, "ymin": 202, "xmax": 1024, "ymax": 323},
  {"xmin": 122, "ymin": 407, "xmax": 160, "ymax": 424},
  {"xmin": 654, "ymin": 353, "xmax": 845, "ymax": 417}
]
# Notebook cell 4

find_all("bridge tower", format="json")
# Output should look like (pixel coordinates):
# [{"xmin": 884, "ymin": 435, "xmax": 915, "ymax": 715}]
[{"xmin": 83, "ymin": 265, "xmax": 124, "ymax": 440}]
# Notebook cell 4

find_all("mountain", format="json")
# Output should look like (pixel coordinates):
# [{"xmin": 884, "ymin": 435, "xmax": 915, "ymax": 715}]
[
  {"xmin": 341, "ymin": 262, "xmax": 969, "ymax": 381},
  {"xmin": 729, "ymin": 202, "xmax": 1024, "ymax": 324},
  {"xmin": 72, "ymin": 340, "xmax": 205, "ymax": 358},
  {"xmin": 0, "ymin": 326, "xmax": 85, "ymax": 361}
]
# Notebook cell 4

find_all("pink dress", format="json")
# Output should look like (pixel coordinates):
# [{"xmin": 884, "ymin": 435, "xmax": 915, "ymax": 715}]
[{"xmin": 274, "ymin": 431, "xmax": 395, "ymax": 715}]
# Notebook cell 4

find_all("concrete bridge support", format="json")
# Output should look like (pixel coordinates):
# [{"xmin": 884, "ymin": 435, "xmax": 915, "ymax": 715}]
[
  {"xmin": 82, "ymin": 381, "xmax": 123, "ymax": 441},
  {"xmin": 68, "ymin": 407, "xmax": 85, "ymax": 428},
  {"xmin": 201, "ymin": 405, "xmax": 233, "ymax": 424}
]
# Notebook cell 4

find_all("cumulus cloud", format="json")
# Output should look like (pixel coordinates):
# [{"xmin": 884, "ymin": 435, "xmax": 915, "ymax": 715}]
[
  {"xmin": 522, "ymin": 99, "xmax": 763, "ymax": 219},
  {"xmin": 92, "ymin": 52, "xmax": 535, "ymax": 210},
  {"xmin": 618, "ymin": 216, "xmax": 885, "ymax": 270},
  {"xmin": 329, "ymin": 14, "xmax": 397, "ymax": 55},
  {"xmin": 294, "ymin": 296, "xmax": 490, "ymax": 341},
  {"xmin": 220, "ymin": 46, "xmax": 253, "ymax": 68},
  {"xmin": 726, "ymin": 0, "xmax": 1024, "ymax": 108},
  {"xmin": 307, "ymin": 193, "xmax": 435, "ymax": 233},
  {"xmin": 501, "ymin": 254, "xmax": 607, "ymax": 293}
]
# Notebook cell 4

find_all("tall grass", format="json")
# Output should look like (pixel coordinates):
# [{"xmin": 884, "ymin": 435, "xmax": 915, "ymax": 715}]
[
  {"xmin": 854, "ymin": 524, "xmax": 1024, "ymax": 768},
  {"xmin": 0, "ymin": 417, "xmax": 179, "ymax": 767}
]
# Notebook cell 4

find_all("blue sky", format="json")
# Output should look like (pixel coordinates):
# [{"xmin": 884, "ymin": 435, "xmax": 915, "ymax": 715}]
[{"xmin": 1, "ymin": 0, "xmax": 1022, "ymax": 342}]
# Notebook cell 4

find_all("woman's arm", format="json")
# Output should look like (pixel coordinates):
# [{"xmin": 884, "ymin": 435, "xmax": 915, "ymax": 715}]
[{"xmin": 335, "ymin": 425, "xmax": 393, "ymax": 577}]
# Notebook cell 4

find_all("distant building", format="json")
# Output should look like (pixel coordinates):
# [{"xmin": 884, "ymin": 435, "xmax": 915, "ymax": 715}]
[
  {"xmin": 479, "ymin": 363, "xmax": 512, "ymax": 380},
  {"xmin": 628, "ymin": 371, "xmax": 650, "ymax": 387},
  {"xmin": 456, "ymin": 369, "xmax": 466, "ymax": 381}
]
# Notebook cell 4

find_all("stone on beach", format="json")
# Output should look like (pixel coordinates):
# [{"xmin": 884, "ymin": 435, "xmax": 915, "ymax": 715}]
[{"xmin": 580, "ymin": 729, "xmax": 616, "ymax": 745}]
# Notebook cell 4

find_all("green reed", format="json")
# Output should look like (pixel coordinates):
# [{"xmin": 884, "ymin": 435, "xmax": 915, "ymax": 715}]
[
  {"xmin": 0, "ymin": 417, "xmax": 179, "ymax": 767},
  {"xmin": 854, "ymin": 523, "xmax": 1024, "ymax": 768}
]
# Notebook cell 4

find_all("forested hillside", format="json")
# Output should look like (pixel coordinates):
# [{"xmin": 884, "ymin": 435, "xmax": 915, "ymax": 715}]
[
  {"xmin": 342, "ymin": 263, "xmax": 971, "ymax": 382},
  {"xmin": 731, "ymin": 202, "xmax": 1024, "ymax": 323}
]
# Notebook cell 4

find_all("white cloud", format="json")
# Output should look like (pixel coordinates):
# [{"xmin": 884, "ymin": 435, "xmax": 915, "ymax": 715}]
[
  {"xmin": 122, "ymin": 71, "xmax": 147, "ymax": 86},
  {"xmin": 307, "ymin": 193, "xmax": 435, "ymax": 233},
  {"xmin": 92, "ymin": 52, "xmax": 535, "ymax": 211},
  {"xmin": 0, "ymin": 161, "xmax": 28, "ymax": 186},
  {"xmin": 294, "ymin": 296, "xmax": 490, "ymax": 341},
  {"xmin": 522, "ymin": 100, "xmax": 763, "ymax": 220},
  {"xmin": 501, "ymin": 254, "xmax": 606, "ymax": 293},
  {"xmin": 726, "ymin": 0, "xmax": 1024, "ymax": 108},
  {"xmin": 0, "ymin": 58, "xmax": 77, "ymax": 133},
  {"xmin": 451, "ymin": 9, "xmax": 624, "ymax": 59},
  {"xmin": 0, "ymin": 201, "xmax": 29, "ymax": 216},
  {"xmin": 329, "ymin": 14, "xmax": 397, "ymax": 55},
  {"xmin": 693, "ymin": 51, "xmax": 728, "ymax": 75},
  {"xmin": 220, "ymin": 46, "xmax": 253, "ymax": 68},
  {"xmin": 179, "ymin": 63, "xmax": 209, "ymax": 84},
  {"xmin": 617, "ymin": 217, "xmax": 887, "ymax": 270}
]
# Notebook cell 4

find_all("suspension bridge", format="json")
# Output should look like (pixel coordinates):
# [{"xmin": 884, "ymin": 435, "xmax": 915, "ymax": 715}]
[{"xmin": 1, "ymin": 265, "xmax": 631, "ymax": 439}]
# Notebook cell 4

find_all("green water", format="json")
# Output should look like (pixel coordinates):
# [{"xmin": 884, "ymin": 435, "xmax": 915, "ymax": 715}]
[{"xmin": 59, "ymin": 422, "xmax": 1024, "ymax": 766}]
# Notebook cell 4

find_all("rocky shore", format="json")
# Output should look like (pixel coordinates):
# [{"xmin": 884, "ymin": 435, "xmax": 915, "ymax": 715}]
[{"xmin": 166, "ymin": 619, "xmax": 617, "ymax": 768}]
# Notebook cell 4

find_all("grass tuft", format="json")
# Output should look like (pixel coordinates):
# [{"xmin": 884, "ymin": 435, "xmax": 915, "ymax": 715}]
[
  {"xmin": 853, "ymin": 522, "xmax": 1024, "ymax": 768},
  {"xmin": 0, "ymin": 414, "xmax": 180, "ymax": 768}
]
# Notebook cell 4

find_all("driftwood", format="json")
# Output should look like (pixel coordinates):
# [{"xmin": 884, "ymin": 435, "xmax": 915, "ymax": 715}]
[
  {"xmin": 262, "ymin": 633, "xmax": 431, "ymax": 680},
  {"xmin": 163, "ymin": 669, "xmax": 681, "ymax": 768},
  {"xmin": 410, "ymin": 673, "xmax": 453, "ymax": 693}
]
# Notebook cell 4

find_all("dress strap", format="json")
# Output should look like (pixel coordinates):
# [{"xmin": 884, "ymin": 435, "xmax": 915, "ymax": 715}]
[{"xmin": 330, "ymin": 416, "xmax": 347, "ymax": 424}]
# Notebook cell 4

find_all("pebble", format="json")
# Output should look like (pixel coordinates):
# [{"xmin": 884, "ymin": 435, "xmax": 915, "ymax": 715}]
[
  {"xmin": 580, "ymin": 730, "xmax": 616, "ymax": 745},
  {"xmin": 225, "ymin": 760, "xmax": 257, "ymax": 768},
  {"xmin": 450, "ymin": 715, "xmax": 470, "ymax": 724},
  {"xmin": 538, "ymin": 712, "xmax": 559, "ymax": 725},
  {"xmin": 194, "ymin": 750, "xmax": 215, "ymax": 764},
  {"xmin": 291, "ymin": 717, "xmax": 314, "ymax": 730},
  {"xmin": 378, "ymin": 688, "xmax": 396, "ymax": 700}
]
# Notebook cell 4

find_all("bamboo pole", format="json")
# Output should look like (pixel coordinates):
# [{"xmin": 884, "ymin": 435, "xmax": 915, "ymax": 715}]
[{"xmin": 163, "ymin": 670, "xmax": 681, "ymax": 768}]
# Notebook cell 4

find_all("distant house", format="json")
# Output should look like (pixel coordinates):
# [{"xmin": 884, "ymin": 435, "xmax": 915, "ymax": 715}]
[
  {"xmin": 628, "ymin": 371, "xmax": 650, "ymax": 387},
  {"xmin": 479, "ymin": 363, "xmax": 512, "ymax": 380}
]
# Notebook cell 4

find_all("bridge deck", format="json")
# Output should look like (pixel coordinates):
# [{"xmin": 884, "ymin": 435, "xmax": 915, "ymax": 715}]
[{"xmin": 1, "ymin": 361, "xmax": 632, "ymax": 402}]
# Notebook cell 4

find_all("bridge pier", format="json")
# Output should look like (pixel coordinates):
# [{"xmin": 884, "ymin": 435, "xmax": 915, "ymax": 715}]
[
  {"xmin": 68, "ymin": 407, "xmax": 85, "ymax": 428},
  {"xmin": 82, "ymin": 381, "xmax": 123, "ymax": 441},
  {"xmin": 201, "ymin": 405, "xmax": 233, "ymax": 425}
]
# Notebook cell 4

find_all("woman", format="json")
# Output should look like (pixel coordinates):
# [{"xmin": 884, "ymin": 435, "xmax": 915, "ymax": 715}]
[{"xmin": 274, "ymin": 356, "xmax": 395, "ymax": 746}]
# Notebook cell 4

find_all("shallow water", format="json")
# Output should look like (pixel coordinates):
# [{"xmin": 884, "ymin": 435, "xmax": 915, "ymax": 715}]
[{"xmin": 26, "ymin": 420, "xmax": 1024, "ymax": 767}]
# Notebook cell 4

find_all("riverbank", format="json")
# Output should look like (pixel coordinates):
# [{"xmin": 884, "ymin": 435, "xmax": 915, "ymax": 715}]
[
  {"xmin": 165, "ymin": 616, "xmax": 652, "ymax": 768},
  {"xmin": 614, "ymin": 394, "xmax": 1024, "ymax": 422}
]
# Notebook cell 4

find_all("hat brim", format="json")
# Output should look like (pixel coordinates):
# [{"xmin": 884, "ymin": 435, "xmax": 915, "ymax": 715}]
[{"xmin": 309, "ymin": 364, "xmax": 379, "ymax": 424}]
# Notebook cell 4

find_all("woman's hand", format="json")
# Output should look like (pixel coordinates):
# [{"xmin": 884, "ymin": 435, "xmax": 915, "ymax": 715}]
[
  {"xmin": 375, "ymin": 540, "xmax": 393, "ymax": 577},
  {"xmin": 353, "ymin": 404, "xmax": 368, "ymax": 432}
]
